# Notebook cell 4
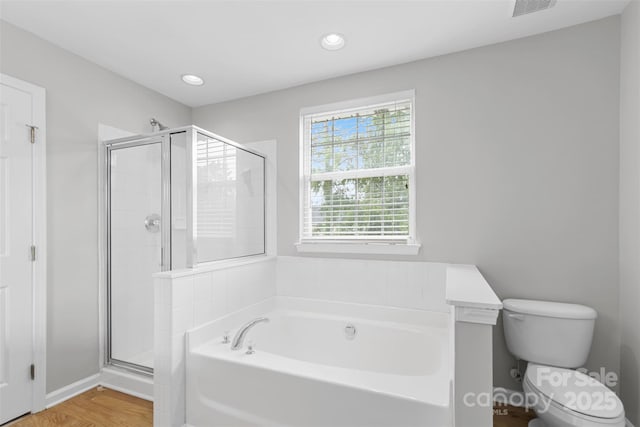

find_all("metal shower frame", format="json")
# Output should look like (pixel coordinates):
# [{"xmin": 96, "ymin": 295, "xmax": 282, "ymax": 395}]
[{"xmin": 101, "ymin": 125, "xmax": 266, "ymax": 374}]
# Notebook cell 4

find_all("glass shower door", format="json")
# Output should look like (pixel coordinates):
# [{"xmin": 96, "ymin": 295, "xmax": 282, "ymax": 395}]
[{"xmin": 108, "ymin": 142, "xmax": 162, "ymax": 371}]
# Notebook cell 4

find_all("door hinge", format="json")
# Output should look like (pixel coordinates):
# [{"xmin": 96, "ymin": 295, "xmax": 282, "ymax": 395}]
[
  {"xmin": 26, "ymin": 124, "xmax": 38, "ymax": 144},
  {"xmin": 30, "ymin": 245, "xmax": 36, "ymax": 261},
  {"xmin": 30, "ymin": 364, "xmax": 35, "ymax": 380}
]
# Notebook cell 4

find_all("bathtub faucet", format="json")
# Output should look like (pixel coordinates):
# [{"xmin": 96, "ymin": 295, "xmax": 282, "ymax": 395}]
[{"xmin": 230, "ymin": 317, "xmax": 270, "ymax": 351}]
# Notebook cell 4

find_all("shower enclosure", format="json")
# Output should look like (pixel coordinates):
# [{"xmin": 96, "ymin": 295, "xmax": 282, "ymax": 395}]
[{"xmin": 103, "ymin": 126, "xmax": 265, "ymax": 373}]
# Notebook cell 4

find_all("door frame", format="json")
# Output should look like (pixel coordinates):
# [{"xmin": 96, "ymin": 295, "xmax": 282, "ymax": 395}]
[
  {"xmin": 99, "ymin": 129, "xmax": 169, "ymax": 376},
  {"xmin": 104, "ymin": 137, "xmax": 163, "ymax": 375},
  {"xmin": 0, "ymin": 73, "xmax": 47, "ymax": 413},
  {"xmin": 97, "ymin": 124, "xmax": 134, "ymax": 374}
]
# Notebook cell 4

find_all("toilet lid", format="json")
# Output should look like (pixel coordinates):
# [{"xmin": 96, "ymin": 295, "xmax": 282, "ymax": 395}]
[{"xmin": 526, "ymin": 364, "xmax": 624, "ymax": 420}]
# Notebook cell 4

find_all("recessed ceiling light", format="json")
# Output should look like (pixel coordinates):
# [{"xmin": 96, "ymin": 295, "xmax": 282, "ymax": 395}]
[
  {"xmin": 321, "ymin": 33, "xmax": 345, "ymax": 51},
  {"xmin": 181, "ymin": 74, "xmax": 204, "ymax": 86}
]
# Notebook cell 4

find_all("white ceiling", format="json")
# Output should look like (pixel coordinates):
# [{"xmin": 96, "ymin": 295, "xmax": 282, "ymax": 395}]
[{"xmin": 0, "ymin": 0, "xmax": 629, "ymax": 107}]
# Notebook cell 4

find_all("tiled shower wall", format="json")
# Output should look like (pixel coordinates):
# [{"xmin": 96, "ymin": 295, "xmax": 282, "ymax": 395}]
[{"xmin": 110, "ymin": 144, "xmax": 162, "ymax": 365}]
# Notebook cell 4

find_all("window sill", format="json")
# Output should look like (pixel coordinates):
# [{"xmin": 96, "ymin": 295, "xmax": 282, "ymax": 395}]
[{"xmin": 294, "ymin": 241, "xmax": 421, "ymax": 255}]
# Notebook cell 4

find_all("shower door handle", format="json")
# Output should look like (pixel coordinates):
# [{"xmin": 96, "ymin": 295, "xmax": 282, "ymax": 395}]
[{"xmin": 145, "ymin": 214, "xmax": 161, "ymax": 233}]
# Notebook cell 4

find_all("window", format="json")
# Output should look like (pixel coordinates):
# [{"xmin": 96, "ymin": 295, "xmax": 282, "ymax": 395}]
[{"xmin": 298, "ymin": 91, "xmax": 418, "ymax": 254}]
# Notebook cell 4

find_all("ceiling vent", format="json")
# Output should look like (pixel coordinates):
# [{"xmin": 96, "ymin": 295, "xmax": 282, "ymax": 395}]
[{"xmin": 513, "ymin": 0, "xmax": 557, "ymax": 17}]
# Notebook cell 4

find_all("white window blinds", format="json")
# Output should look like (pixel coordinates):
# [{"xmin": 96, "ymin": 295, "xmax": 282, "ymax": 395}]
[
  {"xmin": 196, "ymin": 135, "xmax": 236, "ymax": 238},
  {"xmin": 301, "ymin": 95, "xmax": 414, "ymax": 241}
]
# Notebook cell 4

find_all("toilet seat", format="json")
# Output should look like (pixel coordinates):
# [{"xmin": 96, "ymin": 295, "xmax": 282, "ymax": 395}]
[{"xmin": 525, "ymin": 364, "xmax": 624, "ymax": 422}]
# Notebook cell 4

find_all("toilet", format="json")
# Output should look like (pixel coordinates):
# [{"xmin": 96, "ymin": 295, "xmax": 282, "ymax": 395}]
[{"xmin": 502, "ymin": 299, "xmax": 625, "ymax": 427}]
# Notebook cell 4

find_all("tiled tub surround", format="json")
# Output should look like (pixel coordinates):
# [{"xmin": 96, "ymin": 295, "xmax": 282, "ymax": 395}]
[
  {"xmin": 186, "ymin": 297, "xmax": 452, "ymax": 426},
  {"xmin": 153, "ymin": 257, "xmax": 277, "ymax": 427},
  {"xmin": 153, "ymin": 256, "xmax": 500, "ymax": 427},
  {"xmin": 276, "ymin": 256, "xmax": 449, "ymax": 311},
  {"xmin": 446, "ymin": 265, "xmax": 503, "ymax": 427}
]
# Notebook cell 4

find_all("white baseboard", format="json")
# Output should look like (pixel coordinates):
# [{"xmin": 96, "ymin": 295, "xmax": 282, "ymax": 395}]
[
  {"xmin": 44, "ymin": 367, "xmax": 153, "ymax": 410},
  {"xmin": 100, "ymin": 367, "xmax": 153, "ymax": 401},
  {"xmin": 45, "ymin": 373, "xmax": 101, "ymax": 408}
]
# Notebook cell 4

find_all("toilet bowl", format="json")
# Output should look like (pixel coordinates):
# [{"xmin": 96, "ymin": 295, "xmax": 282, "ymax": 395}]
[
  {"xmin": 502, "ymin": 299, "xmax": 626, "ymax": 427},
  {"xmin": 523, "ymin": 363, "xmax": 625, "ymax": 427}
]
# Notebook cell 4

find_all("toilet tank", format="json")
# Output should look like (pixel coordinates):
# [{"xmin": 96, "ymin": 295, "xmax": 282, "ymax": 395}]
[{"xmin": 502, "ymin": 299, "xmax": 597, "ymax": 368}]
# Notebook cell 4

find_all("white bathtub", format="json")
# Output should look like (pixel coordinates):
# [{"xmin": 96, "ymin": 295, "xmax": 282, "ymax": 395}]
[{"xmin": 186, "ymin": 297, "xmax": 452, "ymax": 427}]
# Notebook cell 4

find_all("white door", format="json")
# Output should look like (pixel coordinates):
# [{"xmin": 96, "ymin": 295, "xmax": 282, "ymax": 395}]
[{"xmin": 0, "ymin": 79, "xmax": 36, "ymax": 423}]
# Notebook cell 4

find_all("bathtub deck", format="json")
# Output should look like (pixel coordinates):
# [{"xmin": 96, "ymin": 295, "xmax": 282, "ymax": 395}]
[{"xmin": 4, "ymin": 387, "xmax": 152, "ymax": 426}]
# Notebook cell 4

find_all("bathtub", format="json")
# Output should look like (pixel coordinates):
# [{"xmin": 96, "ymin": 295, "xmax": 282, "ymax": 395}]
[{"xmin": 186, "ymin": 297, "xmax": 452, "ymax": 427}]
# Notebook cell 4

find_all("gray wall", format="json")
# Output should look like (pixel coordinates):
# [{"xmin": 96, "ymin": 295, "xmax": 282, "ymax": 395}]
[
  {"xmin": 619, "ymin": 0, "xmax": 640, "ymax": 424},
  {"xmin": 0, "ymin": 12, "xmax": 627, "ymax": 403},
  {"xmin": 0, "ymin": 21, "xmax": 192, "ymax": 392},
  {"xmin": 193, "ymin": 17, "xmax": 621, "ymax": 391}
]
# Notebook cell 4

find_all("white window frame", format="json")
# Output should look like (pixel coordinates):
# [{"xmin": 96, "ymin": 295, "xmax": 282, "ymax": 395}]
[{"xmin": 296, "ymin": 90, "xmax": 420, "ymax": 255}]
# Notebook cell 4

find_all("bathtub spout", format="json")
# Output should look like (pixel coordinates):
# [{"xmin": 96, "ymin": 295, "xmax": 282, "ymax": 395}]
[{"xmin": 230, "ymin": 317, "xmax": 270, "ymax": 351}]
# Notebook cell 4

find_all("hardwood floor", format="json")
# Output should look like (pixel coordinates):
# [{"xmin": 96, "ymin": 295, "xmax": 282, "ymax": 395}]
[
  {"xmin": 4, "ymin": 386, "xmax": 531, "ymax": 427},
  {"xmin": 493, "ymin": 404, "xmax": 537, "ymax": 427},
  {"xmin": 4, "ymin": 387, "xmax": 152, "ymax": 427}
]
